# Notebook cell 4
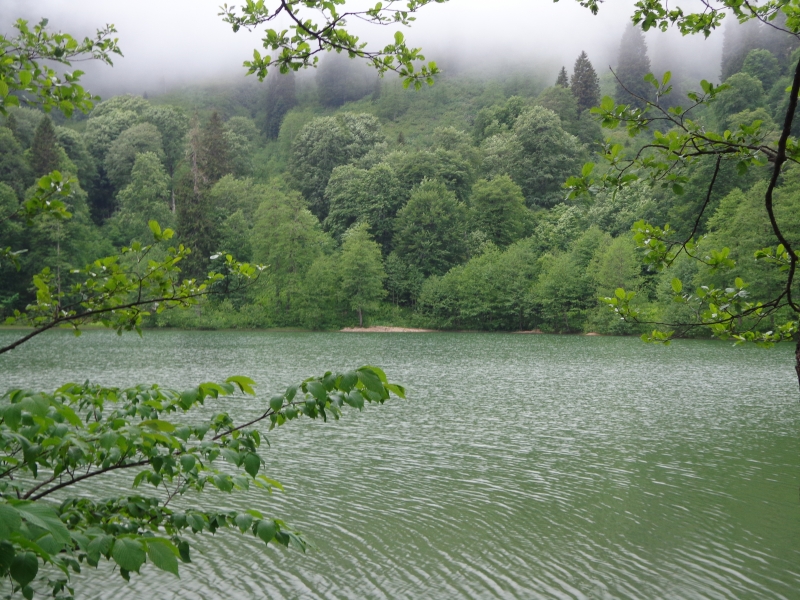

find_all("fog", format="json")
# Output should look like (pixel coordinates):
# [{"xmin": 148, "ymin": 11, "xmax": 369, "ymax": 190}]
[{"xmin": 3, "ymin": 0, "xmax": 724, "ymax": 97}]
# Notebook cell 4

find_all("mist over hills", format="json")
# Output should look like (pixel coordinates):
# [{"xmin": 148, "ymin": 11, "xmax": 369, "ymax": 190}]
[{"xmin": 3, "ymin": 0, "xmax": 723, "ymax": 98}]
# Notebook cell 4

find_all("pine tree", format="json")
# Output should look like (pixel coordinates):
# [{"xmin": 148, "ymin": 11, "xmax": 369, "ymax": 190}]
[
  {"xmin": 30, "ymin": 116, "xmax": 60, "ymax": 177},
  {"xmin": 199, "ymin": 111, "xmax": 232, "ymax": 184},
  {"xmin": 570, "ymin": 52, "xmax": 600, "ymax": 112},
  {"xmin": 615, "ymin": 25, "xmax": 652, "ymax": 109},
  {"xmin": 556, "ymin": 66, "xmax": 569, "ymax": 88},
  {"xmin": 176, "ymin": 121, "xmax": 218, "ymax": 278},
  {"xmin": 261, "ymin": 70, "xmax": 297, "ymax": 139}
]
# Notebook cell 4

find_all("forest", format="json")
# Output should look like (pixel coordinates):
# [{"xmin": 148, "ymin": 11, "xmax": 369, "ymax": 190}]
[{"xmin": 2, "ymin": 18, "xmax": 799, "ymax": 335}]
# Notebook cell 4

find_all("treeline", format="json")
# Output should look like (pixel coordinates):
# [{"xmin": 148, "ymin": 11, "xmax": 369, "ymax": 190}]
[{"xmin": 1, "ymin": 21, "xmax": 799, "ymax": 333}]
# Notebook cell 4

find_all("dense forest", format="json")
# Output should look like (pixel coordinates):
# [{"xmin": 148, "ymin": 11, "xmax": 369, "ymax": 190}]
[{"xmin": 2, "ymin": 21, "xmax": 799, "ymax": 334}]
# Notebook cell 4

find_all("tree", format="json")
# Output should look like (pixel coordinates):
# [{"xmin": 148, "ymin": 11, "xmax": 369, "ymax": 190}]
[
  {"xmin": 339, "ymin": 223, "xmax": 387, "ymax": 326},
  {"xmin": 711, "ymin": 72, "xmax": 766, "ymax": 129},
  {"xmin": 556, "ymin": 66, "xmax": 569, "ymax": 88},
  {"xmin": 468, "ymin": 176, "xmax": 528, "ymax": 248},
  {"xmin": 393, "ymin": 179, "xmax": 466, "ymax": 277},
  {"xmin": 324, "ymin": 162, "xmax": 406, "ymax": 252},
  {"xmin": 742, "ymin": 48, "xmax": 781, "ymax": 93},
  {"xmin": 104, "ymin": 123, "xmax": 165, "ymax": 191},
  {"xmin": 571, "ymin": 51, "xmax": 600, "ymax": 111},
  {"xmin": 565, "ymin": 0, "xmax": 800, "ymax": 389},
  {"xmin": 315, "ymin": 53, "xmax": 376, "ymax": 107},
  {"xmin": 0, "ymin": 127, "xmax": 33, "ymax": 198},
  {"xmin": 29, "ymin": 116, "xmax": 60, "ymax": 177},
  {"xmin": 251, "ymin": 186, "xmax": 333, "ymax": 318},
  {"xmin": 107, "ymin": 152, "xmax": 174, "ymax": 246},
  {"xmin": 614, "ymin": 25, "xmax": 652, "ymax": 109},
  {"xmin": 199, "ymin": 111, "xmax": 233, "ymax": 184},
  {"xmin": 482, "ymin": 106, "xmax": 586, "ymax": 207},
  {"xmin": 260, "ymin": 69, "xmax": 297, "ymax": 139},
  {"xmin": 288, "ymin": 113, "xmax": 385, "ymax": 219},
  {"xmin": 141, "ymin": 105, "xmax": 190, "ymax": 177}
]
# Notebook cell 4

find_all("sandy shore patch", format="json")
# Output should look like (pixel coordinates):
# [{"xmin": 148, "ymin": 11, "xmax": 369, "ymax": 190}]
[{"xmin": 340, "ymin": 326, "xmax": 437, "ymax": 333}]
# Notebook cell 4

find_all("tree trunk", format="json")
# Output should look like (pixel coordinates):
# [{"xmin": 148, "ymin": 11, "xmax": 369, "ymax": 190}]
[
  {"xmin": 795, "ymin": 334, "xmax": 800, "ymax": 395},
  {"xmin": 358, "ymin": 308, "xmax": 363, "ymax": 328}
]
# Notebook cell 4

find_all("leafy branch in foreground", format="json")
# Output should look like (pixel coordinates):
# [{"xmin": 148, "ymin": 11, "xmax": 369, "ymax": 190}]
[
  {"xmin": 220, "ymin": 0, "xmax": 442, "ymax": 88},
  {"xmin": 0, "ymin": 367, "xmax": 404, "ymax": 598},
  {"xmin": 0, "ymin": 18, "xmax": 121, "ymax": 117},
  {"xmin": 1, "ymin": 220, "xmax": 264, "ymax": 356}
]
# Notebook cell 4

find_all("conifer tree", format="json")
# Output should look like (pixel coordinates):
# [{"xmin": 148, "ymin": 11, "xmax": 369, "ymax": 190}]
[
  {"xmin": 556, "ymin": 66, "xmax": 569, "ymax": 88},
  {"xmin": 615, "ymin": 25, "xmax": 652, "ymax": 109},
  {"xmin": 570, "ymin": 52, "xmax": 600, "ymax": 111},
  {"xmin": 199, "ymin": 111, "xmax": 232, "ymax": 184},
  {"xmin": 30, "ymin": 115, "xmax": 60, "ymax": 177},
  {"xmin": 176, "ymin": 121, "xmax": 218, "ymax": 278},
  {"xmin": 261, "ymin": 70, "xmax": 297, "ymax": 139}
]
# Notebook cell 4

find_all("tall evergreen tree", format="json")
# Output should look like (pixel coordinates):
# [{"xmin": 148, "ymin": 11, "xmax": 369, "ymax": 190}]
[
  {"xmin": 261, "ymin": 70, "xmax": 297, "ymax": 139},
  {"xmin": 615, "ymin": 25, "xmax": 652, "ymax": 109},
  {"xmin": 570, "ymin": 52, "xmax": 600, "ymax": 111},
  {"xmin": 199, "ymin": 111, "xmax": 232, "ymax": 184},
  {"xmin": 176, "ymin": 122, "xmax": 218, "ymax": 279},
  {"xmin": 556, "ymin": 66, "xmax": 569, "ymax": 88},
  {"xmin": 30, "ymin": 116, "xmax": 60, "ymax": 177}
]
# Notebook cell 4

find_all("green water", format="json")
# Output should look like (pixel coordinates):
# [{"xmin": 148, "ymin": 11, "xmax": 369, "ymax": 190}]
[{"xmin": 1, "ymin": 330, "xmax": 798, "ymax": 599}]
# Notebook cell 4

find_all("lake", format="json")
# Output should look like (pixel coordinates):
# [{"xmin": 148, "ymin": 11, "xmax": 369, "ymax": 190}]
[{"xmin": 1, "ymin": 329, "xmax": 798, "ymax": 599}]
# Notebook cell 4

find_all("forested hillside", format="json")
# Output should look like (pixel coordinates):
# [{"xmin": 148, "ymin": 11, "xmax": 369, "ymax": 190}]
[{"xmin": 2, "ymin": 21, "xmax": 798, "ymax": 334}]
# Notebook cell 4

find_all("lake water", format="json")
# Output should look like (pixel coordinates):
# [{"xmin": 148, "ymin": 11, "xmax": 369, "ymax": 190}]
[{"xmin": 1, "ymin": 330, "xmax": 798, "ymax": 599}]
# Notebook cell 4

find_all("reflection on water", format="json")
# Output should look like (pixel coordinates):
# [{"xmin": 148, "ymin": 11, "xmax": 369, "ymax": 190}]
[{"xmin": 1, "ymin": 330, "xmax": 798, "ymax": 599}]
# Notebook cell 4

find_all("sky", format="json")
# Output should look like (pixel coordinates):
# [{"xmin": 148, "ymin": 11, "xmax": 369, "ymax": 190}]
[{"xmin": 2, "ymin": 0, "xmax": 725, "ymax": 96}]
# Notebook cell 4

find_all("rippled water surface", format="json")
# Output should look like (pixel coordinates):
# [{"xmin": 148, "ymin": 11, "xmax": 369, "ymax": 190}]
[{"xmin": 1, "ymin": 330, "xmax": 798, "ymax": 599}]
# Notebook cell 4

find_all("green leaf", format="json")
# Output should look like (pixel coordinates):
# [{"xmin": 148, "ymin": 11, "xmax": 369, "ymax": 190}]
[
  {"xmin": 235, "ymin": 513, "xmax": 253, "ymax": 532},
  {"xmin": 112, "ymin": 538, "xmax": 146, "ymax": 573},
  {"xmin": 306, "ymin": 381, "xmax": 327, "ymax": 402},
  {"xmin": 269, "ymin": 396, "xmax": 284, "ymax": 412},
  {"xmin": 357, "ymin": 369, "xmax": 385, "ymax": 397},
  {"xmin": 256, "ymin": 520, "xmax": 276, "ymax": 544},
  {"xmin": 141, "ymin": 419, "xmax": 176, "ymax": 432},
  {"xmin": 614, "ymin": 288, "xmax": 626, "ymax": 300},
  {"xmin": 180, "ymin": 454, "xmax": 196, "ymax": 472},
  {"xmin": 0, "ymin": 504, "xmax": 21, "ymax": 539},
  {"xmin": 147, "ymin": 539, "xmax": 180, "ymax": 577},
  {"xmin": 226, "ymin": 375, "xmax": 256, "ymax": 395},
  {"xmin": 340, "ymin": 371, "xmax": 358, "ymax": 391},
  {"xmin": 243, "ymin": 453, "xmax": 260, "ymax": 478},
  {"xmin": 148, "ymin": 220, "xmax": 161, "ymax": 237},
  {"xmin": 9, "ymin": 552, "xmax": 37, "ymax": 587},
  {"xmin": 671, "ymin": 278, "xmax": 683, "ymax": 293},
  {"xmin": 0, "ymin": 405, "xmax": 21, "ymax": 430},
  {"xmin": 16, "ymin": 503, "xmax": 71, "ymax": 546}
]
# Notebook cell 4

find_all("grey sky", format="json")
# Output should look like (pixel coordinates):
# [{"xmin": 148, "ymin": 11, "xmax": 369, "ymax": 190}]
[{"xmin": 3, "ymin": 0, "xmax": 724, "ymax": 96}]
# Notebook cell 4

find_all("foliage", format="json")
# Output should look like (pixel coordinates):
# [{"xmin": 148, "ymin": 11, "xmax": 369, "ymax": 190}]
[
  {"xmin": 571, "ymin": 51, "xmax": 600, "ymax": 112},
  {"xmin": 324, "ymin": 162, "xmax": 406, "ymax": 251},
  {"xmin": 556, "ymin": 67, "xmax": 569, "ymax": 88},
  {"xmin": 339, "ymin": 223, "xmax": 387, "ymax": 326},
  {"xmin": 614, "ymin": 25, "xmax": 651, "ymax": 109},
  {"xmin": 288, "ymin": 113, "xmax": 384, "ymax": 219},
  {"xmin": 106, "ymin": 153, "xmax": 174, "ymax": 246},
  {"xmin": 393, "ymin": 179, "xmax": 466, "ymax": 277},
  {"xmin": 468, "ymin": 176, "xmax": 528, "ymax": 248},
  {"xmin": 482, "ymin": 106, "xmax": 585, "ymax": 207},
  {"xmin": 0, "ymin": 19, "xmax": 120, "ymax": 117},
  {"xmin": 104, "ymin": 124, "xmax": 165, "ymax": 191},
  {"xmin": 220, "ymin": 0, "xmax": 440, "ymax": 87},
  {"xmin": 29, "ymin": 117, "xmax": 60, "ymax": 178},
  {"xmin": 0, "ymin": 366, "xmax": 404, "ymax": 598}
]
